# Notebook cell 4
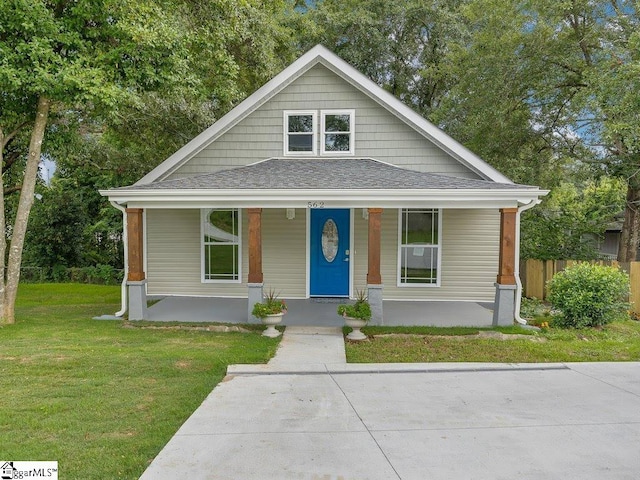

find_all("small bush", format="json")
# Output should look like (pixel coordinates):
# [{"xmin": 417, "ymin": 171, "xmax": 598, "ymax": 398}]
[
  {"xmin": 547, "ymin": 263, "xmax": 630, "ymax": 328},
  {"xmin": 51, "ymin": 264, "xmax": 70, "ymax": 283}
]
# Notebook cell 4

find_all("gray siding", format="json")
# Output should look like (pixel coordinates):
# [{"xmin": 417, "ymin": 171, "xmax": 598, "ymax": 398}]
[
  {"xmin": 146, "ymin": 209, "xmax": 248, "ymax": 297},
  {"xmin": 145, "ymin": 208, "xmax": 306, "ymax": 298},
  {"xmin": 166, "ymin": 65, "xmax": 479, "ymax": 180},
  {"xmin": 146, "ymin": 208, "xmax": 498, "ymax": 301},
  {"xmin": 354, "ymin": 209, "xmax": 500, "ymax": 301},
  {"xmin": 262, "ymin": 209, "xmax": 307, "ymax": 298}
]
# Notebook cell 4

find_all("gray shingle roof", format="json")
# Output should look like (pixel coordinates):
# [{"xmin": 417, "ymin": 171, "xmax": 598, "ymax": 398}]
[{"xmin": 121, "ymin": 158, "xmax": 537, "ymax": 191}]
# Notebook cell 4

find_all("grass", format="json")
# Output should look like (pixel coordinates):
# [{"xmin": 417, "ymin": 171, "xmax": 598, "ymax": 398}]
[
  {"xmin": 0, "ymin": 284, "xmax": 280, "ymax": 479},
  {"xmin": 346, "ymin": 321, "xmax": 640, "ymax": 363}
]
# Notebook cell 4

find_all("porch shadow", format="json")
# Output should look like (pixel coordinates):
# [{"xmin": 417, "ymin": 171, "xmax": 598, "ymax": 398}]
[{"xmin": 145, "ymin": 296, "xmax": 495, "ymax": 327}]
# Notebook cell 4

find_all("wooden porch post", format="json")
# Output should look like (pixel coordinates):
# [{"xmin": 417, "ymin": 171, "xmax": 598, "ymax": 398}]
[
  {"xmin": 496, "ymin": 207, "xmax": 518, "ymax": 285},
  {"xmin": 247, "ymin": 208, "xmax": 263, "ymax": 283},
  {"xmin": 126, "ymin": 208, "xmax": 145, "ymax": 281},
  {"xmin": 367, "ymin": 208, "xmax": 383, "ymax": 284}
]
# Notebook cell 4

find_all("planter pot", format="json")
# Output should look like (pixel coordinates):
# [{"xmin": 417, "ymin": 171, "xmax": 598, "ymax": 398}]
[
  {"xmin": 261, "ymin": 313, "xmax": 283, "ymax": 337},
  {"xmin": 344, "ymin": 317, "xmax": 367, "ymax": 341}
]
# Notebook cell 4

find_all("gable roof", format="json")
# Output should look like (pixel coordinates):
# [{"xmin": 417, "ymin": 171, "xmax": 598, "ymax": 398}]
[{"xmin": 135, "ymin": 45, "xmax": 513, "ymax": 186}]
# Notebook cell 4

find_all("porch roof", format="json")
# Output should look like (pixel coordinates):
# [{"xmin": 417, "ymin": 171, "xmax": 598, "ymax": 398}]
[
  {"xmin": 101, "ymin": 158, "xmax": 547, "ymax": 209},
  {"xmin": 120, "ymin": 158, "xmax": 533, "ymax": 191}
]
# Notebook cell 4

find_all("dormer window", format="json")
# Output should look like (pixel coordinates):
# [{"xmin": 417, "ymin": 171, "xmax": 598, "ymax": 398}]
[
  {"xmin": 321, "ymin": 110, "xmax": 354, "ymax": 155},
  {"xmin": 284, "ymin": 111, "xmax": 316, "ymax": 155}
]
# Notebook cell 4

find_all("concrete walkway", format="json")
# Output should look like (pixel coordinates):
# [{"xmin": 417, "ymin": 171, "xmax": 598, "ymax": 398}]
[{"xmin": 139, "ymin": 328, "xmax": 640, "ymax": 480}]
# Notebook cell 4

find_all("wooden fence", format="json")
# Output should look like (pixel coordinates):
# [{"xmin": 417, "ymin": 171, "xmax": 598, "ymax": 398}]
[{"xmin": 520, "ymin": 259, "xmax": 640, "ymax": 313}]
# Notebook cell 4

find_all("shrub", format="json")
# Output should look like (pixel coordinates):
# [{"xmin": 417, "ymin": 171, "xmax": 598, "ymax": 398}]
[{"xmin": 547, "ymin": 263, "xmax": 630, "ymax": 328}]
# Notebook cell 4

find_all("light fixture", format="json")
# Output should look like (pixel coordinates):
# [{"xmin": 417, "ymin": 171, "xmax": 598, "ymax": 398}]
[
  {"xmin": 286, "ymin": 208, "xmax": 296, "ymax": 220},
  {"xmin": 362, "ymin": 208, "xmax": 369, "ymax": 220}
]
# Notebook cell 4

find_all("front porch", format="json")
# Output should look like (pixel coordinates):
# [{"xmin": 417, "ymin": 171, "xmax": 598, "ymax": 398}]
[{"xmin": 145, "ymin": 296, "xmax": 495, "ymax": 327}]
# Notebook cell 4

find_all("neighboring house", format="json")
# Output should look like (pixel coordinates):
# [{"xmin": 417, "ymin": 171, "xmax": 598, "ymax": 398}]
[
  {"xmin": 599, "ymin": 216, "xmax": 640, "ymax": 260},
  {"xmin": 101, "ymin": 45, "xmax": 547, "ymax": 326}
]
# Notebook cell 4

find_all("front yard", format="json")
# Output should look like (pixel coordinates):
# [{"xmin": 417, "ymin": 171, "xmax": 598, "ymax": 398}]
[
  {"xmin": 346, "ymin": 322, "xmax": 640, "ymax": 363},
  {"xmin": 0, "ymin": 284, "xmax": 280, "ymax": 480},
  {"xmin": 3, "ymin": 284, "xmax": 640, "ymax": 479}
]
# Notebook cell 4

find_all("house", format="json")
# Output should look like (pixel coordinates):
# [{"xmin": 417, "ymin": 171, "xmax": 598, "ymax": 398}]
[{"xmin": 101, "ymin": 45, "xmax": 547, "ymax": 326}]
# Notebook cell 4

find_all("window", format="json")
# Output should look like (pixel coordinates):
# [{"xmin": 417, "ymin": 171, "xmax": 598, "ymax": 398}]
[
  {"xmin": 284, "ymin": 111, "xmax": 316, "ymax": 155},
  {"xmin": 321, "ymin": 110, "xmax": 354, "ymax": 155},
  {"xmin": 202, "ymin": 209, "xmax": 241, "ymax": 282},
  {"xmin": 398, "ymin": 209, "xmax": 441, "ymax": 286},
  {"xmin": 284, "ymin": 110, "xmax": 356, "ymax": 155}
]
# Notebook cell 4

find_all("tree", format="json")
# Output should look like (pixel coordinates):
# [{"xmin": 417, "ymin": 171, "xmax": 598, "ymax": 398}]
[
  {"xmin": 0, "ymin": 0, "xmax": 196, "ymax": 323},
  {"xmin": 23, "ymin": 181, "xmax": 88, "ymax": 271},
  {"xmin": 521, "ymin": 177, "xmax": 625, "ymax": 260},
  {"xmin": 38, "ymin": 0, "xmax": 302, "ymax": 279},
  {"xmin": 452, "ymin": 0, "xmax": 640, "ymax": 259},
  {"xmin": 302, "ymin": 0, "xmax": 468, "ymax": 116}
]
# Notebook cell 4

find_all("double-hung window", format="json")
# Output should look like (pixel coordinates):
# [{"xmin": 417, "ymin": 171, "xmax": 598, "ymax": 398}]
[
  {"xmin": 321, "ymin": 110, "xmax": 354, "ymax": 155},
  {"xmin": 284, "ymin": 110, "xmax": 355, "ymax": 155},
  {"xmin": 398, "ymin": 209, "xmax": 441, "ymax": 286},
  {"xmin": 202, "ymin": 208, "xmax": 241, "ymax": 282},
  {"xmin": 284, "ymin": 111, "xmax": 316, "ymax": 155}
]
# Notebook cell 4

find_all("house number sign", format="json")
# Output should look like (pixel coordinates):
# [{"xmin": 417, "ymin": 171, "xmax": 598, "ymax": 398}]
[{"xmin": 307, "ymin": 201, "xmax": 325, "ymax": 209}]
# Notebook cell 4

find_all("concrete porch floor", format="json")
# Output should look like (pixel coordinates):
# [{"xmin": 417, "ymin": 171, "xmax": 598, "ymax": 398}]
[{"xmin": 145, "ymin": 296, "xmax": 495, "ymax": 327}]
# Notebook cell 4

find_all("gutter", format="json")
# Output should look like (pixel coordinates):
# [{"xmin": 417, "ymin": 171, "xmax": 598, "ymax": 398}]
[
  {"xmin": 514, "ymin": 199, "xmax": 542, "ymax": 325},
  {"xmin": 110, "ymin": 201, "xmax": 128, "ymax": 317}
]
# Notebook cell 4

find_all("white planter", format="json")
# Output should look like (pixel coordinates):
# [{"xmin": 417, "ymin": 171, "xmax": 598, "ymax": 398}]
[
  {"xmin": 261, "ymin": 313, "xmax": 283, "ymax": 337},
  {"xmin": 344, "ymin": 317, "xmax": 368, "ymax": 341}
]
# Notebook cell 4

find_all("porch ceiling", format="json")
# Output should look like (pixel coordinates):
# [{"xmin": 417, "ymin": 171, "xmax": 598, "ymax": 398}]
[{"xmin": 101, "ymin": 158, "xmax": 548, "ymax": 208}]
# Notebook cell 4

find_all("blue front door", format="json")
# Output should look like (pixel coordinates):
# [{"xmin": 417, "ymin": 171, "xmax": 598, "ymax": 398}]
[{"xmin": 310, "ymin": 209, "xmax": 350, "ymax": 296}]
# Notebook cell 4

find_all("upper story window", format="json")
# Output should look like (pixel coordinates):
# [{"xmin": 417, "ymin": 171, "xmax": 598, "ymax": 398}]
[
  {"xmin": 284, "ymin": 110, "xmax": 355, "ymax": 156},
  {"xmin": 284, "ymin": 111, "xmax": 316, "ymax": 155},
  {"xmin": 321, "ymin": 110, "xmax": 354, "ymax": 155}
]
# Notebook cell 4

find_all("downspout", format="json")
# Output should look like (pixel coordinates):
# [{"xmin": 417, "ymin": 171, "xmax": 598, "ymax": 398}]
[
  {"xmin": 514, "ymin": 199, "xmax": 541, "ymax": 325},
  {"xmin": 110, "ymin": 201, "xmax": 128, "ymax": 317}
]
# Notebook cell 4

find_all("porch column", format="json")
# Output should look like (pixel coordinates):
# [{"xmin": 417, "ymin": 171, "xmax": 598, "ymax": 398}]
[
  {"xmin": 247, "ymin": 208, "xmax": 264, "ymax": 321},
  {"xmin": 367, "ymin": 208, "xmax": 384, "ymax": 324},
  {"xmin": 126, "ymin": 208, "xmax": 147, "ymax": 320},
  {"xmin": 493, "ymin": 207, "xmax": 518, "ymax": 326}
]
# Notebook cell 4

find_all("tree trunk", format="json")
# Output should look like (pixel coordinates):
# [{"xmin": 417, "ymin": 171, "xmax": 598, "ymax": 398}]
[
  {"xmin": 617, "ymin": 185, "xmax": 640, "ymax": 262},
  {"xmin": 0, "ymin": 128, "xmax": 6, "ymax": 321},
  {"xmin": 3, "ymin": 96, "xmax": 50, "ymax": 324}
]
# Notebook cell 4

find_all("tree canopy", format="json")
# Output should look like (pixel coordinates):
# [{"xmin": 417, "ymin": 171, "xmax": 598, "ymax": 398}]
[{"xmin": 4, "ymin": 0, "xmax": 639, "ymax": 321}]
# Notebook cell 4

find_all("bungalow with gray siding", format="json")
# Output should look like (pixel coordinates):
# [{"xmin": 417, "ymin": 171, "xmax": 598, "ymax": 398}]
[{"xmin": 101, "ymin": 45, "xmax": 547, "ymax": 326}]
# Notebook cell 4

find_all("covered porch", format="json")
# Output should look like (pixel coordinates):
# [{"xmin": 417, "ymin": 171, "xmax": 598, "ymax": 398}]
[
  {"xmin": 145, "ymin": 296, "xmax": 495, "ymax": 327},
  {"xmin": 102, "ymin": 158, "xmax": 547, "ymax": 327}
]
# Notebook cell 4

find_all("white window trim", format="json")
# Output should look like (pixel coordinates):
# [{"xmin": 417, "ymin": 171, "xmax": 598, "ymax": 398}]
[
  {"xmin": 320, "ymin": 109, "xmax": 355, "ymax": 156},
  {"xmin": 201, "ymin": 208, "xmax": 242, "ymax": 283},
  {"xmin": 396, "ymin": 208, "xmax": 442, "ymax": 288},
  {"xmin": 284, "ymin": 110, "xmax": 317, "ymax": 156}
]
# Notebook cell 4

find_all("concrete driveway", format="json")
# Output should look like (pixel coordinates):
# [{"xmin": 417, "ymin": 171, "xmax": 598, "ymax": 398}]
[{"xmin": 140, "ymin": 328, "xmax": 640, "ymax": 480}]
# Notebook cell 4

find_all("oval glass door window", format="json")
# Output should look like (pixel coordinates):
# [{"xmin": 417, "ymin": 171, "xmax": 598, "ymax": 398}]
[{"xmin": 321, "ymin": 219, "xmax": 339, "ymax": 262}]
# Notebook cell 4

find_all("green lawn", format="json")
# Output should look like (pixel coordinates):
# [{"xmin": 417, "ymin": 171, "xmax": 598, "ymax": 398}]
[
  {"xmin": 346, "ymin": 321, "xmax": 640, "ymax": 363},
  {"xmin": 0, "ymin": 284, "xmax": 280, "ymax": 479}
]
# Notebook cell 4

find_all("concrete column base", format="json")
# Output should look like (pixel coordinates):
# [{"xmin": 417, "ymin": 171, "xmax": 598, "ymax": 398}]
[
  {"xmin": 128, "ymin": 280, "xmax": 148, "ymax": 320},
  {"xmin": 367, "ymin": 284, "xmax": 384, "ymax": 325},
  {"xmin": 493, "ymin": 283, "xmax": 517, "ymax": 326},
  {"xmin": 247, "ymin": 283, "xmax": 264, "ymax": 323}
]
